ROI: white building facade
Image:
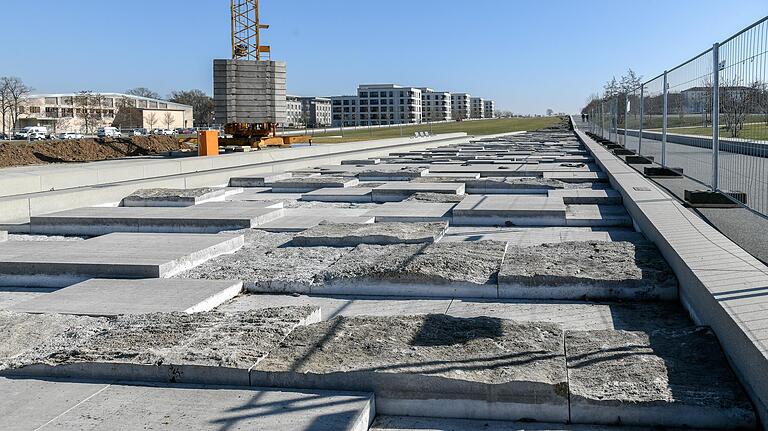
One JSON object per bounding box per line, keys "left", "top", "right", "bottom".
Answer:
{"left": 358, "top": 84, "right": 422, "bottom": 126}
{"left": 470, "top": 97, "right": 486, "bottom": 119}
{"left": 484, "top": 100, "right": 496, "bottom": 118}
{"left": 331, "top": 95, "right": 359, "bottom": 127}
{"left": 451, "top": 93, "right": 471, "bottom": 120}
{"left": 285, "top": 95, "right": 302, "bottom": 127}
{"left": 420, "top": 88, "right": 452, "bottom": 122}
{"left": 300, "top": 97, "right": 332, "bottom": 128}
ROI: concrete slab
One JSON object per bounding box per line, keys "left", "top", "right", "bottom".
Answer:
{"left": 270, "top": 177, "right": 360, "bottom": 193}
{"left": 452, "top": 195, "right": 567, "bottom": 226}
{"left": 257, "top": 208, "right": 375, "bottom": 232}
{"left": 292, "top": 221, "right": 448, "bottom": 247}
{"left": 372, "top": 183, "right": 465, "bottom": 202}
{"left": 0, "top": 287, "right": 57, "bottom": 310}
{"left": 405, "top": 192, "right": 467, "bottom": 203}
{"left": 565, "top": 204, "right": 633, "bottom": 227}
{"left": 548, "top": 189, "right": 622, "bottom": 205}
{"left": 544, "top": 172, "right": 607, "bottom": 183}
{"left": 319, "top": 241, "right": 507, "bottom": 298}
{"left": 121, "top": 188, "right": 232, "bottom": 207}
{"left": 342, "top": 158, "right": 381, "bottom": 165}
{"left": 358, "top": 166, "right": 430, "bottom": 181}
{"left": 301, "top": 187, "right": 373, "bottom": 203}
{"left": 370, "top": 415, "right": 677, "bottom": 431}
{"left": 364, "top": 202, "right": 456, "bottom": 223}
{"left": 228, "top": 189, "right": 304, "bottom": 202}
{"left": 423, "top": 172, "right": 481, "bottom": 179}
{"left": 8, "top": 279, "right": 243, "bottom": 316}
{"left": 566, "top": 328, "right": 756, "bottom": 429}
{"left": 498, "top": 241, "right": 678, "bottom": 301}
{"left": 442, "top": 226, "right": 645, "bottom": 246}
{"left": 0, "top": 232, "right": 244, "bottom": 287}
{"left": 464, "top": 178, "right": 565, "bottom": 194}
{"left": 3, "top": 307, "right": 320, "bottom": 385}
{"left": 29, "top": 203, "right": 285, "bottom": 235}
{"left": 0, "top": 231, "right": 6, "bottom": 242}
{"left": 252, "top": 315, "right": 569, "bottom": 422}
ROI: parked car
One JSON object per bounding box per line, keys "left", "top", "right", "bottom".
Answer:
{"left": 174, "top": 128, "right": 184, "bottom": 134}
{"left": 14, "top": 126, "right": 48, "bottom": 140}
{"left": 181, "top": 128, "right": 195, "bottom": 135}
{"left": 57, "top": 132, "right": 83, "bottom": 140}
{"left": 0, "top": 133, "right": 8, "bottom": 140}
{"left": 150, "top": 128, "right": 164, "bottom": 135}
{"left": 159, "top": 129, "right": 175, "bottom": 136}
{"left": 97, "top": 127, "right": 122, "bottom": 138}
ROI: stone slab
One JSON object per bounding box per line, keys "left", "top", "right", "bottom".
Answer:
{"left": 498, "top": 241, "right": 678, "bottom": 301}
{"left": 405, "top": 192, "right": 467, "bottom": 203}
{"left": 364, "top": 203, "right": 456, "bottom": 223}
{"left": 29, "top": 203, "right": 285, "bottom": 235}
{"left": 301, "top": 187, "right": 373, "bottom": 203}
{"left": 0, "top": 232, "right": 244, "bottom": 287}
{"left": 441, "top": 226, "right": 645, "bottom": 246}
{"left": 342, "top": 158, "right": 381, "bottom": 165}
{"left": 543, "top": 172, "right": 608, "bottom": 183}
{"left": 358, "top": 166, "right": 430, "bottom": 181}
{"left": 0, "top": 287, "right": 58, "bottom": 310}
{"left": 548, "top": 189, "right": 622, "bottom": 205}
{"left": 318, "top": 241, "right": 507, "bottom": 298}
{"left": 2, "top": 307, "right": 320, "bottom": 385}
{"left": 565, "top": 204, "right": 633, "bottom": 227}
{"left": 292, "top": 222, "right": 448, "bottom": 247}
{"left": 121, "top": 188, "right": 231, "bottom": 207}
{"left": 257, "top": 208, "right": 375, "bottom": 232}
{"left": 566, "top": 328, "right": 756, "bottom": 429}
{"left": 31, "top": 381, "right": 374, "bottom": 431}
{"left": 252, "top": 315, "right": 569, "bottom": 422}
{"left": 372, "top": 183, "right": 465, "bottom": 203}
{"left": 464, "top": 178, "right": 565, "bottom": 194}
{"left": 0, "top": 231, "right": 7, "bottom": 242}
{"left": 229, "top": 172, "right": 293, "bottom": 187}
{"left": 9, "top": 278, "right": 243, "bottom": 316}
{"left": 452, "top": 195, "right": 567, "bottom": 227}
{"left": 370, "top": 415, "right": 680, "bottom": 431}
{"left": 270, "top": 177, "right": 360, "bottom": 193}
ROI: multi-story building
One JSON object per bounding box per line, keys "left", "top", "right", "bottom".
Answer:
{"left": 285, "top": 95, "right": 303, "bottom": 127}
{"left": 300, "top": 97, "right": 332, "bottom": 128}
{"left": 13, "top": 93, "right": 193, "bottom": 134}
{"left": 420, "top": 88, "right": 452, "bottom": 122}
{"left": 470, "top": 97, "right": 486, "bottom": 119}
{"left": 331, "top": 95, "right": 359, "bottom": 127}
{"left": 450, "top": 93, "right": 471, "bottom": 120}
{"left": 358, "top": 84, "right": 422, "bottom": 126}
{"left": 484, "top": 100, "right": 496, "bottom": 118}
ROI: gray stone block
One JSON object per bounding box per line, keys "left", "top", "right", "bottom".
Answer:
{"left": 292, "top": 221, "right": 448, "bottom": 247}
{"left": 270, "top": 177, "right": 360, "bottom": 193}
{"left": 452, "top": 195, "right": 568, "bottom": 227}
{"left": 121, "top": 188, "right": 230, "bottom": 207}
{"left": 229, "top": 172, "right": 293, "bottom": 187}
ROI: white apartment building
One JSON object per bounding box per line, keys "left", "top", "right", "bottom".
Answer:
{"left": 358, "top": 84, "right": 422, "bottom": 126}
{"left": 285, "top": 95, "right": 302, "bottom": 127}
{"left": 300, "top": 97, "right": 332, "bottom": 128}
{"left": 331, "top": 95, "right": 359, "bottom": 127}
{"left": 484, "top": 100, "right": 496, "bottom": 118}
{"left": 451, "top": 93, "right": 471, "bottom": 120}
{"left": 14, "top": 93, "right": 193, "bottom": 134}
{"left": 420, "top": 88, "right": 452, "bottom": 122}
{"left": 470, "top": 97, "right": 486, "bottom": 119}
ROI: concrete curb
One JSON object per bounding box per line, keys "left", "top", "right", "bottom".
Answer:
{"left": 573, "top": 117, "right": 768, "bottom": 429}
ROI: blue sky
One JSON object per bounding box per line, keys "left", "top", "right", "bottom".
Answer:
{"left": 1, "top": 0, "right": 765, "bottom": 114}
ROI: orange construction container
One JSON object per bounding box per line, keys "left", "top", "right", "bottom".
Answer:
{"left": 198, "top": 130, "right": 219, "bottom": 156}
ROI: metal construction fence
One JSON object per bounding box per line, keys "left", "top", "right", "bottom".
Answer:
{"left": 586, "top": 16, "right": 768, "bottom": 217}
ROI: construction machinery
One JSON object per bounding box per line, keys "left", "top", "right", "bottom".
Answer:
{"left": 218, "top": 0, "right": 311, "bottom": 149}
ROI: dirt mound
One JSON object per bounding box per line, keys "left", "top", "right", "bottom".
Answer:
{"left": 0, "top": 136, "right": 193, "bottom": 168}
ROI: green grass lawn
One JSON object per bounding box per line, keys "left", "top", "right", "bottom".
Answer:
{"left": 306, "top": 117, "right": 564, "bottom": 144}
{"left": 661, "top": 123, "right": 768, "bottom": 141}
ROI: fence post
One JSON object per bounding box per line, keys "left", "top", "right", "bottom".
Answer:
{"left": 712, "top": 43, "right": 720, "bottom": 191}
{"left": 624, "top": 92, "right": 629, "bottom": 147}
{"left": 638, "top": 85, "right": 644, "bottom": 155}
{"left": 662, "top": 71, "right": 668, "bottom": 168}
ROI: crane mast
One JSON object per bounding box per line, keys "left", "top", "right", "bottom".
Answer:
{"left": 231, "top": 0, "right": 271, "bottom": 61}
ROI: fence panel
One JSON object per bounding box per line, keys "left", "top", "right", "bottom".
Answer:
{"left": 716, "top": 18, "right": 768, "bottom": 215}
{"left": 665, "top": 49, "right": 715, "bottom": 186}
{"left": 639, "top": 76, "right": 665, "bottom": 162}
{"left": 625, "top": 87, "right": 642, "bottom": 152}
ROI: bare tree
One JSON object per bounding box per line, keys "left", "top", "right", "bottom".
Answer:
{"left": 126, "top": 87, "right": 161, "bottom": 100}
{"left": 750, "top": 80, "right": 768, "bottom": 126}
{"left": 0, "top": 81, "right": 10, "bottom": 136}
{"left": 2, "top": 77, "right": 32, "bottom": 132}
{"left": 74, "top": 91, "right": 103, "bottom": 134}
{"left": 721, "top": 77, "right": 754, "bottom": 138}
{"left": 163, "top": 112, "right": 174, "bottom": 129}
{"left": 146, "top": 112, "right": 159, "bottom": 131}
{"left": 112, "top": 97, "right": 143, "bottom": 129}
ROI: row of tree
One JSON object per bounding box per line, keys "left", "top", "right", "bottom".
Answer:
{"left": 0, "top": 77, "right": 32, "bottom": 135}
{"left": 125, "top": 87, "right": 214, "bottom": 127}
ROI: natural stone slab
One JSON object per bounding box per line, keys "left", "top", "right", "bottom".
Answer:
{"left": 301, "top": 187, "right": 373, "bottom": 203}
{"left": 452, "top": 195, "right": 567, "bottom": 226}
{"left": 498, "top": 241, "right": 677, "bottom": 301}
{"left": 229, "top": 172, "right": 293, "bottom": 187}
{"left": 0, "top": 232, "right": 244, "bottom": 288}
{"left": 180, "top": 241, "right": 350, "bottom": 293}
{"left": 270, "top": 177, "right": 359, "bottom": 193}
{"left": 3, "top": 378, "right": 375, "bottom": 431}
{"left": 121, "top": 188, "right": 230, "bottom": 207}
{"left": 566, "top": 328, "right": 756, "bottom": 429}
{"left": 372, "top": 183, "right": 465, "bottom": 203}
{"left": 2, "top": 307, "right": 320, "bottom": 385}
{"left": 29, "top": 203, "right": 285, "bottom": 235}
{"left": 405, "top": 192, "right": 467, "bottom": 203}
{"left": 9, "top": 279, "right": 243, "bottom": 316}
{"left": 253, "top": 315, "right": 569, "bottom": 422}
{"left": 319, "top": 241, "right": 507, "bottom": 297}
{"left": 365, "top": 202, "right": 456, "bottom": 223}
{"left": 292, "top": 222, "right": 448, "bottom": 247}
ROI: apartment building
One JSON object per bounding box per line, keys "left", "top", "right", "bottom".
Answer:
{"left": 300, "top": 97, "right": 332, "bottom": 128}
{"left": 358, "top": 84, "right": 422, "bottom": 126}
{"left": 484, "top": 100, "right": 496, "bottom": 118}
{"left": 285, "top": 95, "right": 302, "bottom": 127}
{"left": 420, "top": 88, "right": 452, "bottom": 122}
{"left": 15, "top": 93, "right": 193, "bottom": 133}
{"left": 451, "top": 93, "right": 471, "bottom": 120}
{"left": 470, "top": 97, "right": 486, "bottom": 119}
{"left": 331, "top": 95, "right": 359, "bottom": 127}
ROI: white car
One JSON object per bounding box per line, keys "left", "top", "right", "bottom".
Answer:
{"left": 159, "top": 129, "right": 175, "bottom": 136}
{"left": 14, "top": 126, "right": 48, "bottom": 140}
{"left": 58, "top": 132, "right": 83, "bottom": 140}
{"left": 97, "top": 127, "right": 122, "bottom": 138}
